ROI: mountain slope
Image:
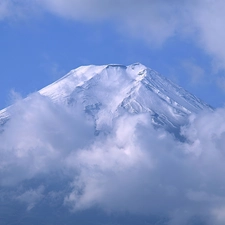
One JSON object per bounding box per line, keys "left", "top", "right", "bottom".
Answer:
{"left": 0, "top": 63, "right": 211, "bottom": 138}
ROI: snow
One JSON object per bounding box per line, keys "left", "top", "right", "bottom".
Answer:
{"left": 0, "top": 63, "right": 212, "bottom": 137}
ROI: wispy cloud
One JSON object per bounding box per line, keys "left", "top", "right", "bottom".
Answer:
{"left": 0, "top": 0, "right": 36, "bottom": 21}
{"left": 38, "top": 0, "right": 181, "bottom": 46}
{"left": 16, "top": 185, "right": 45, "bottom": 210}
{"left": 2, "top": 0, "right": 225, "bottom": 73}
{"left": 182, "top": 60, "right": 205, "bottom": 85}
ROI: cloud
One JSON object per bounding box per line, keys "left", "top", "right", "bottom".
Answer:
{"left": 1, "top": 92, "right": 225, "bottom": 224}
{"left": 2, "top": 0, "right": 225, "bottom": 70}
{"left": 2, "top": 0, "right": 225, "bottom": 75}
{"left": 37, "top": 0, "right": 181, "bottom": 46}
{"left": 0, "top": 92, "right": 95, "bottom": 186}
{"left": 16, "top": 185, "right": 45, "bottom": 210}
{"left": 0, "top": 0, "right": 35, "bottom": 21}
{"left": 39, "top": 0, "right": 225, "bottom": 73}
{"left": 182, "top": 60, "right": 205, "bottom": 85}
{"left": 189, "top": 0, "right": 225, "bottom": 72}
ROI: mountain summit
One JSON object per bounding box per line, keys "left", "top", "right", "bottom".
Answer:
{"left": 0, "top": 63, "right": 211, "bottom": 139}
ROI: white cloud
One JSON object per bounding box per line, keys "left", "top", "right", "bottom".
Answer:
{"left": 189, "top": 0, "right": 225, "bottom": 72}
{"left": 37, "top": 0, "right": 181, "bottom": 46}
{"left": 2, "top": 0, "right": 225, "bottom": 70}
{"left": 2, "top": 92, "right": 225, "bottom": 224}
{"left": 39, "top": 0, "right": 225, "bottom": 71}
{"left": 0, "top": 92, "right": 95, "bottom": 186}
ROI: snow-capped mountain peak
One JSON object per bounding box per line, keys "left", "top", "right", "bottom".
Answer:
{"left": 0, "top": 63, "right": 211, "bottom": 139}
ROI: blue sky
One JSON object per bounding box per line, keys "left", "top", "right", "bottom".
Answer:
{"left": 1, "top": 0, "right": 225, "bottom": 109}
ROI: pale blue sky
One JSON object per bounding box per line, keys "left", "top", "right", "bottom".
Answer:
{"left": 1, "top": 0, "right": 225, "bottom": 109}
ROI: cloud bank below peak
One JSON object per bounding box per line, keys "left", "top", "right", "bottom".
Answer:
{"left": 1, "top": 91, "right": 225, "bottom": 224}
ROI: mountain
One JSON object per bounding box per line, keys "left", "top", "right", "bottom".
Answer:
{"left": 0, "top": 63, "right": 215, "bottom": 225}
{"left": 0, "top": 63, "right": 211, "bottom": 139}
